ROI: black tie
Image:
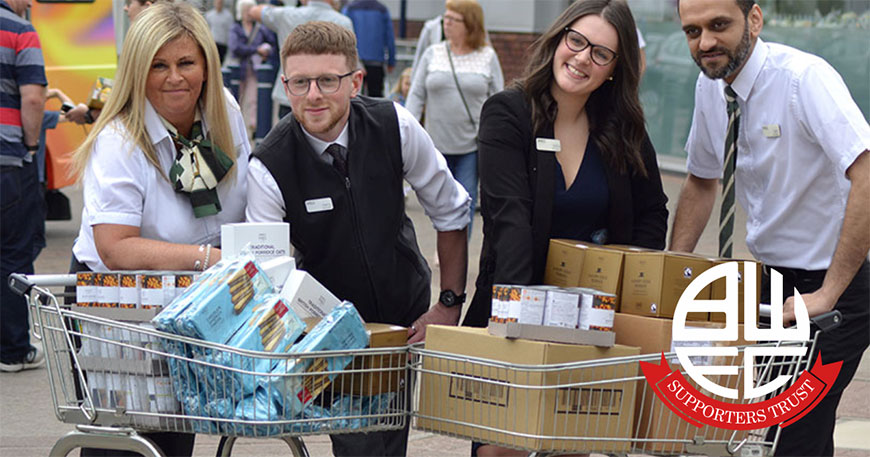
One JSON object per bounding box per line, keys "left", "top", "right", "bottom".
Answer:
{"left": 325, "top": 143, "right": 348, "bottom": 176}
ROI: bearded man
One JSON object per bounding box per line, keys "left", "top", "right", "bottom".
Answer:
{"left": 669, "top": 1, "right": 869, "bottom": 456}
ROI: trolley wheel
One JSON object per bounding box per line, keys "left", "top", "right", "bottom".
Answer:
{"left": 215, "top": 435, "right": 308, "bottom": 457}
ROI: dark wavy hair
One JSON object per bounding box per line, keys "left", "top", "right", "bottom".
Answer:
{"left": 514, "top": 0, "right": 646, "bottom": 177}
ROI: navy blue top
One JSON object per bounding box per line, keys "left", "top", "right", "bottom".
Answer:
{"left": 550, "top": 140, "right": 610, "bottom": 242}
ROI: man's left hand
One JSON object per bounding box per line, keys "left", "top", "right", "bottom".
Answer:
{"left": 407, "top": 302, "right": 461, "bottom": 344}
{"left": 782, "top": 289, "right": 836, "bottom": 326}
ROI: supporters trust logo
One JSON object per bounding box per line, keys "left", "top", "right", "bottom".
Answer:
{"left": 640, "top": 262, "right": 842, "bottom": 430}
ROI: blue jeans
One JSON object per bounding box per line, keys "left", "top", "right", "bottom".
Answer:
{"left": 1, "top": 160, "right": 40, "bottom": 362}
{"left": 444, "top": 152, "right": 477, "bottom": 236}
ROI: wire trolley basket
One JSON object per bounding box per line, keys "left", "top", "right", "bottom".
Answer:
{"left": 408, "top": 313, "right": 839, "bottom": 457}
{"left": 12, "top": 273, "right": 408, "bottom": 457}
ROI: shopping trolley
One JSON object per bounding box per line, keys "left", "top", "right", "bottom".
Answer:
{"left": 408, "top": 311, "right": 841, "bottom": 457}
{"left": 9, "top": 273, "right": 409, "bottom": 457}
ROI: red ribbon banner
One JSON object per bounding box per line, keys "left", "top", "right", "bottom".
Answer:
{"left": 640, "top": 353, "right": 841, "bottom": 430}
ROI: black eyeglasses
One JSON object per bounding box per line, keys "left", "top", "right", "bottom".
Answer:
{"left": 563, "top": 28, "right": 618, "bottom": 66}
{"left": 282, "top": 70, "right": 356, "bottom": 96}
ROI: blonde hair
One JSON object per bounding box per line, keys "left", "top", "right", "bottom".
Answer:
{"left": 390, "top": 67, "right": 412, "bottom": 97}
{"left": 72, "top": 2, "right": 235, "bottom": 182}
{"left": 445, "top": 0, "right": 487, "bottom": 50}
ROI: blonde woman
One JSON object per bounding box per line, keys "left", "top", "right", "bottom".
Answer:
{"left": 70, "top": 5, "right": 249, "bottom": 453}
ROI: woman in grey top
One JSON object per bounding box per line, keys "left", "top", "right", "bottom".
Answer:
{"left": 406, "top": 0, "right": 503, "bottom": 234}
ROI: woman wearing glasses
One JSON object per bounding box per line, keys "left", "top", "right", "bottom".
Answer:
{"left": 466, "top": 1, "right": 667, "bottom": 452}
{"left": 405, "top": 0, "right": 503, "bottom": 236}
{"left": 70, "top": 5, "right": 248, "bottom": 454}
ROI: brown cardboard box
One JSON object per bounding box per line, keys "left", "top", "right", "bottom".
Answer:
{"left": 613, "top": 313, "right": 748, "bottom": 453}
{"left": 307, "top": 322, "right": 407, "bottom": 395}
{"left": 417, "top": 325, "right": 639, "bottom": 454}
{"left": 543, "top": 240, "right": 626, "bottom": 297}
{"left": 709, "top": 259, "right": 762, "bottom": 324}
{"left": 543, "top": 239, "right": 586, "bottom": 288}
{"left": 620, "top": 251, "right": 712, "bottom": 320}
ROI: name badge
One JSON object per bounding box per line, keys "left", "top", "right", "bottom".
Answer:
{"left": 305, "top": 197, "right": 334, "bottom": 213}
{"left": 536, "top": 138, "right": 561, "bottom": 152}
{"left": 762, "top": 124, "right": 781, "bottom": 138}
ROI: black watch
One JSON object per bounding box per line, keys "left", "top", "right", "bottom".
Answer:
{"left": 25, "top": 143, "right": 39, "bottom": 152}
{"left": 439, "top": 290, "right": 466, "bottom": 308}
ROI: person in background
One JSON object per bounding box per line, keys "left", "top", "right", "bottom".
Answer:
{"left": 410, "top": 7, "right": 443, "bottom": 82}
{"left": 342, "top": 0, "right": 396, "bottom": 97}
{"left": 406, "top": 0, "right": 503, "bottom": 237}
{"left": 466, "top": 0, "right": 668, "bottom": 450}
{"left": 70, "top": 4, "right": 250, "bottom": 454}
{"left": 0, "top": 0, "right": 47, "bottom": 374}
{"left": 250, "top": 0, "right": 352, "bottom": 119}
{"left": 637, "top": 26, "right": 646, "bottom": 75}
{"left": 246, "top": 21, "right": 470, "bottom": 455}
{"left": 389, "top": 66, "right": 412, "bottom": 106}
{"left": 205, "top": 0, "right": 234, "bottom": 63}
{"left": 230, "top": 0, "right": 277, "bottom": 134}
{"left": 671, "top": 1, "right": 868, "bottom": 455}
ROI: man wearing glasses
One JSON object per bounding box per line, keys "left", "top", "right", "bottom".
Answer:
{"left": 246, "top": 21, "right": 471, "bottom": 456}
{"left": 670, "top": 1, "right": 869, "bottom": 455}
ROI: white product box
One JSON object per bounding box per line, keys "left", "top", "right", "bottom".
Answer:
{"left": 261, "top": 256, "right": 296, "bottom": 291}
{"left": 279, "top": 270, "right": 340, "bottom": 319}
{"left": 221, "top": 222, "right": 291, "bottom": 263}
{"left": 543, "top": 289, "right": 581, "bottom": 329}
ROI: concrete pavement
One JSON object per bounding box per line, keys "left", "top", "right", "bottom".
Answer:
{"left": 1, "top": 171, "right": 867, "bottom": 456}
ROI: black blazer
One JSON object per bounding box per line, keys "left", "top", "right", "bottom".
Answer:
{"left": 464, "top": 88, "right": 669, "bottom": 327}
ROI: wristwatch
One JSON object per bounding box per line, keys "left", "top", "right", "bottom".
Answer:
{"left": 439, "top": 290, "right": 467, "bottom": 308}
{"left": 25, "top": 143, "right": 39, "bottom": 152}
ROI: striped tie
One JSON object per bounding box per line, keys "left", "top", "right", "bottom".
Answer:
{"left": 719, "top": 85, "right": 740, "bottom": 258}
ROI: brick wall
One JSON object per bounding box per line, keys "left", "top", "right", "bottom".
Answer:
{"left": 397, "top": 20, "right": 540, "bottom": 86}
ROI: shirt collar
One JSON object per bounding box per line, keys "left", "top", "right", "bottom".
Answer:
{"left": 144, "top": 99, "right": 209, "bottom": 145}
{"left": 300, "top": 122, "right": 349, "bottom": 157}
{"left": 724, "top": 38, "right": 768, "bottom": 102}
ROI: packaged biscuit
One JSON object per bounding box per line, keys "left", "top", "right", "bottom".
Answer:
{"left": 175, "top": 274, "right": 194, "bottom": 294}
{"left": 119, "top": 273, "right": 139, "bottom": 308}
{"left": 503, "top": 286, "right": 522, "bottom": 323}
{"left": 162, "top": 274, "right": 177, "bottom": 304}
{"left": 139, "top": 274, "right": 164, "bottom": 309}
{"left": 152, "top": 258, "right": 240, "bottom": 334}
{"left": 227, "top": 295, "right": 305, "bottom": 372}
{"left": 76, "top": 272, "right": 97, "bottom": 307}
{"left": 173, "top": 258, "right": 274, "bottom": 342}
{"left": 576, "top": 288, "right": 616, "bottom": 332}
{"left": 96, "top": 273, "right": 120, "bottom": 308}
{"left": 268, "top": 301, "right": 368, "bottom": 416}
{"left": 543, "top": 289, "right": 581, "bottom": 328}
{"left": 518, "top": 286, "right": 548, "bottom": 325}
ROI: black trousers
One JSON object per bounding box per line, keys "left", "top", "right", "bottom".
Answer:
{"left": 216, "top": 43, "right": 227, "bottom": 65}
{"left": 330, "top": 425, "right": 410, "bottom": 457}
{"left": 763, "top": 260, "right": 869, "bottom": 457}
{"left": 362, "top": 63, "right": 385, "bottom": 98}
{"left": 66, "top": 256, "right": 196, "bottom": 457}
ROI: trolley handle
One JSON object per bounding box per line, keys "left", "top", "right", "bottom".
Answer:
{"left": 8, "top": 272, "right": 33, "bottom": 297}
{"left": 810, "top": 310, "right": 841, "bottom": 333}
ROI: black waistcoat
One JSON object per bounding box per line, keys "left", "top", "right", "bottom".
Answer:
{"left": 254, "top": 96, "right": 431, "bottom": 326}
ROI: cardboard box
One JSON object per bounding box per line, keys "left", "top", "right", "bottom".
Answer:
{"left": 221, "top": 222, "right": 291, "bottom": 264}
{"left": 709, "top": 260, "right": 761, "bottom": 325}
{"left": 335, "top": 323, "right": 407, "bottom": 395}
{"left": 620, "top": 251, "right": 712, "bottom": 320}
{"left": 487, "top": 321, "right": 614, "bottom": 347}
{"left": 279, "top": 270, "right": 340, "bottom": 319}
{"left": 418, "top": 326, "right": 639, "bottom": 453}
{"left": 613, "top": 313, "right": 747, "bottom": 453}
{"left": 543, "top": 240, "right": 625, "bottom": 297}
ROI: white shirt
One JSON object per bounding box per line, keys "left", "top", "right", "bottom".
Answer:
{"left": 685, "top": 39, "right": 870, "bottom": 270}
{"left": 73, "top": 93, "right": 251, "bottom": 272}
{"left": 246, "top": 102, "right": 471, "bottom": 232}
